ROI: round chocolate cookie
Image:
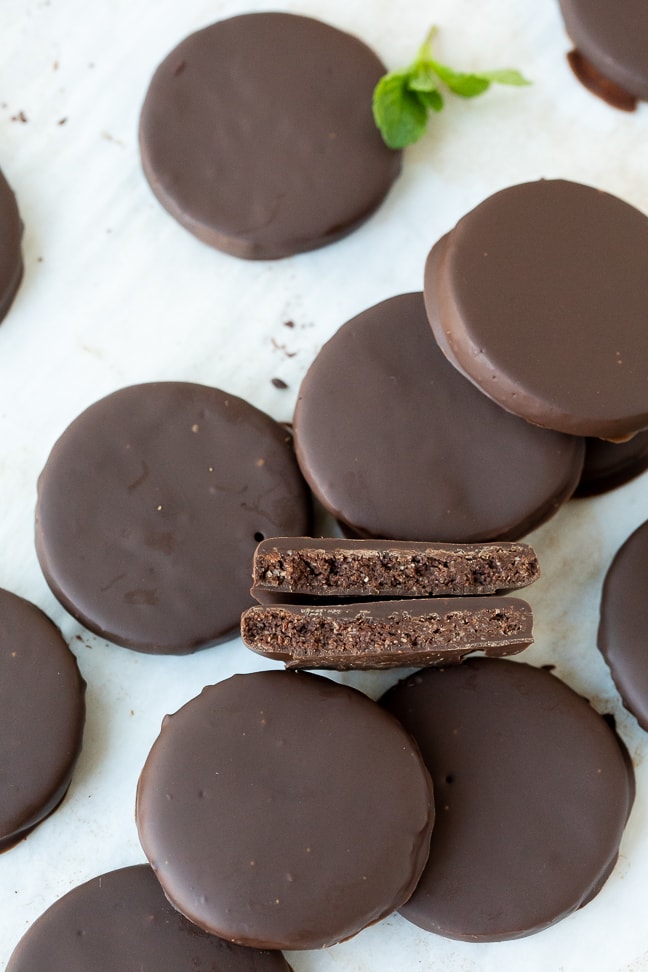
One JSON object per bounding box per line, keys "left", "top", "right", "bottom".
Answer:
{"left": 424, "top": 180, "right": 648, "bottom": 440}
{"left": 136, "top": 670, "right": 434, "bottom": 950}
{"left": 0, "top": 168, "right": 23, "bottom": 324}
{"left": 293, "top": 293, "right": 584, "bottom": 542}
{"left": 574, "top": 430, "right": 648, "bottom": 497}
{"left": 35, "top": 382, "right": 311, "bottom": 654}
{"left": 598, "top": 519, "right": 648, "bottom": 729}
{"left": 0, "top": 587, "right": 85, "bottom": 852}
{"left": 139, "top": 13, "right": 400, "bottom": 259}
{"left": 6, "top": 864, "right": 294, "bottom": 971}
{"left": 558, "top": 0, "right": 648, "bottom": 106}
{"left": 381, "top": 658, "right": 634, "bottom": 942}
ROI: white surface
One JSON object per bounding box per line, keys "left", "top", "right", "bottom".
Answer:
{"left": 1, "top": 0, "right": 648, "bottom": 969}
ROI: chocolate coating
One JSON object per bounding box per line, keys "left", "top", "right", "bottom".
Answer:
{"left": 598, "top": 519, "right": 648, "bottom": 729}
{"left": 139, "top": 13, "right": 400, "bottom": 259}
{"left": 241, "top": 596, "right": 533, "bottom": 670}
{"left": 6, "top": 864, "right": 294, "bottom": 971}
{"left": 381, "top": 658, "right": 634, "bottom": 941}
{"left": 0, "top": 587, "right": 85, "bottom": 852}
{"left": 136, "top": 670, "right": 434, "bottom": 949}
{"left": 424, "top": 180, "right": 648, "bottom": 439}
{"left": 35, "top": 382, "right": 311, "bottom": 654}
{"left": 0, "top": 168, "right": 23, "bottom": 324}
{"left": 294, "top": 293, "right": 584, "bottom": 542}
{"left": 559, "top": 0, "right": 648, "bottom": 102}
{"left": 574, "top": 430, "right": 648, "bottom": 497}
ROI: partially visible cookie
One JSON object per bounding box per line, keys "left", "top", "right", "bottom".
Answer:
{"left": 574, "top": 431, "right": 648, "bottom": 498}
{"left": 140, "top": 13, "right": 400, "bottom": 258}
{"left": 598, "top": 519, "right": 648, "bottom": 728}
{"left": 241, "top": 596, "right": 533, "bottom": 669}
{"left": 136, "top": 670, "right": 434, "bottom": 950}
{"left": 251, "top": 536, "right": 539, "bottom": 599}
{"left": 35, "top": 382, "right": 311, "bottom": 654}
{"left": 0, "top": 168, "right": 23, "bottom": 324}
{"left": 381, "top": 658, "right": 634, "bottom": 941}
{"left": 0, "top": 588, "right": 85, "bottom": 852}
{"left": 6, "top": 864, "right": 294, "bottom": 971}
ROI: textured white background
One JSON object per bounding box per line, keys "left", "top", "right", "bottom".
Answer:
{"left": 1, "top": 0, "right": 648, "bottom": 969}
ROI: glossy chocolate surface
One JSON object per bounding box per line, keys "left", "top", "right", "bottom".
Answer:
{"left": 598, "top": 519, "right": 648, "bottom": 729}
{"left": 140, "top": 13, "right": 400, "bottom": 258}
{"left": 0, "top": 168, "right": 23, "bottom": 324}
{"left": 559, "top": 0, "right": 648, "bottom": 102}
{"left": 0, "top": 587, "right": 85, "bottom": 852}
{"left": 575, "top": 431, "right": 648, "bottom": 497}
{"left": 424, "top": 180, "right": 648, "bottom": 439}
{"left": 381, "top": 658, "right": 634, "bottom": 941}
{"left": 35, "top": 382, "right": 311, "bottom": 653}
{"left": 6, "top": 864, "right": 294, "bottom": 971}
{"left": 136, "top": 670, "right": 434, "bottom": 949}
{"left": 294, "top": 293, "right": 584, "bottom": 542}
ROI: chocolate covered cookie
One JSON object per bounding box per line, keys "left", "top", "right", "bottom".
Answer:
{"left": 252, "top": 536, "right": 540, "bottom": 599}
{"left": 241, "top": 596, "right": 533, "bottom": 669}
{"left": 294, "top": 293, "right": 584, "bottom": 542}
{"left": 424, "top": 180, "right": 648, "bottom": 440}
{"left": 6, "top": 864, "right": 294, "bottom": 971}
{"left": 558, "top": 0, "right": 648, "bottom": 108}
{"left": 0, "top": 587, "right": 85, "bottom": 852}
{"left": 574, "top": 431, "right": 648, "bottom": 497}
{"left": 598, "top": 519, "right": 648, "bottom": 729}
{"left": 139, "top": 13, "right": 400, "bottom": 259}
{"left": 381, "top": 658, "right": 634, "bottom": 941}
{"left": 0, "top": 168, "right": 23, "bottom": 324}
{"left": 136, "top": 670, "right": 434, "bottom": 950}
{"left": 35, "top": 382, "right": 311, "bottom": 654}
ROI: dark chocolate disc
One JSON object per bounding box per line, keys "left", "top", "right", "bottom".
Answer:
{"left": 293, "top": 293, "right": 584, "bottom": 542}
{"left": 574, "top": 430, "right": 648, "bottom": 497}
{"left": 139, "top": 13, "right": 400, "bottom": 259}
{"left": 558, "top": 0, "right": 648, "bottom": 103}
{"left": 6, "top": 864, "right": 294, "bottom": 971}
{"left": 0, "top": 588, "right": 85, "bottom": 852}
{"left": 35, "top": 382, "right": 311, "bottom": 654}
{"left": 0, "top": 168, "right": 23, "bottom": 324}
{"left": 598, "top": 519, "right": 648, "bottom": 728}
{"left": 136, "top": 670, "right": 434, "bottom": 949}
{"left": 381, "top": 658, "right": 634, "bottom": 942}
{"left": 424, "top": 180, "right": 648, "bottom": 439}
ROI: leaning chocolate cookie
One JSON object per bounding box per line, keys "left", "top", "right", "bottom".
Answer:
{"left": 0, "top": 168, "right": 23, "bottom": 324}
{"left": 6, "top": 864, "right": 294, "bottom": 971}
{"left": 558, "top": 0, "right": 648, "bottom": 107}
{"left": 0, "top": 588, "right": 85, "bottom": 852}
{"left": 381, "top": 658, "right": 634, "bottom": 941}
{"left": 294, "top": 293, "right": 584, "bottom": 542}
{"left": 140, "top": 13, "right": 400, "bottom": 259}
{"left": 424, "top": 180, "right": 648, "bottom": 440}
{"left": 35, "top": 382, "right": 311, "bottom": 653}
{"left": 598, "top": 519, "right": 648, "bottom": 729}
{"left": 574, "top": 431, "right": 648, "bottom": 498}
{"left": 136, "top": 670, "right": 434, "bottom": 950}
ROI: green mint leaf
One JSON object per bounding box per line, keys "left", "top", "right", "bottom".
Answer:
{"left": 372, "top": 25, "right": 530, "bottom": 148}
{"left": 372, "top": 71, "right": 429, "bottom": 149}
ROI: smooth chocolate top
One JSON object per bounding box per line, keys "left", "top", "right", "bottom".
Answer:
{"left": 139, "top": 13, "right": 400, "bottom": 259}
{"left": 381, "top": 658, "right": 634, "bottom": 941}
{"left": 559, "top": 0, "right": 648, "bottom": 101}
{"left": 574, "top": 431, "right": 648, "bottom": 498}
{"left": 252, "top": 536, "right": 540, "bottom": 597}
{"left": 598, "top": 518, "right": 648, "bottom": 729}
{"left": 0, "top": 168, "right": 23, "bottom": 324}
{"left": 136, "top": 670, "right": 434, "bottom": 950}
{"left": 35, "top": 382, "right": 311, "bottom": 654}
{"left": 6, "top": 865, "right": 294, "bottom": 971}
{"left": 0, "top": 587, "right": 85, "bottom": 851}
{"left": 424, "top": 180, "right": 648, "bottom": 439}
{"left": 241, "top": 596, "right": 533, "bottom": 670}
{"left": 294, "top": 293, "right": 584, "bottom": 542}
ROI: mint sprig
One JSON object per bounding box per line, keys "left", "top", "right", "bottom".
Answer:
{"left": 373, "top": 27, "right": 530, "bottom": 149}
